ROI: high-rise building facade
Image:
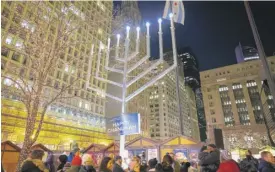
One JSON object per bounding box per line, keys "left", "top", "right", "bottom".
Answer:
{"left": 1, "top": 1, "right": 113, "bottom": 150}
{"left": 235, "top": 42, "right": 259, "bottom": 63}
{"left": 178, "top": 47, "right": 207, "bottom": 142}
{"left": 147, "top": 52, "right": 200, "bottom": 141}
{"left": 200, "top": 56, "right": 275, "bottom": 150}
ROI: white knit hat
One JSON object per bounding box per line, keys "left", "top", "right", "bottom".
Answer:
{"left": 220, "top": 150, "right": 232, "bottom": 161}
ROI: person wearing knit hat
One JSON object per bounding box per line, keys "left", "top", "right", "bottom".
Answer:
{"left": 67, "top": 153, "right": 82, "bottom": 172}
{"left": 217, "top": 150, "right": 240, "bottom": 172}
{"left": 79, "top": 155, "right": 96, "bottom": 172}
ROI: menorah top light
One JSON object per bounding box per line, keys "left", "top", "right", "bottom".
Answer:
{"left": 169, "top": 13, "right": 173, "bottom": 18}
{"left": 158, "top": 18, "right": 162, "bottom": 23}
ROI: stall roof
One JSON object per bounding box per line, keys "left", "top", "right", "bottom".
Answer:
{"left": 83, "top": 143, "right": 107, "bottom": 153}
{"left": 104, "top": 142, "right": 119, "bottom": 152}
{"left": 125, "top": 136, "right": 158, "bottom": 149}
{"left": 160, "top": 135, "right": 197, "bottom": 146}
{"left": 1, "top": 141, "right": 21, "bottom": 152}
{"left": 31, "top": 143, "right": 52, "bottom": 152}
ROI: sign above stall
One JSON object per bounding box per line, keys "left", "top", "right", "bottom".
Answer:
{"left": 106, "top": 113, "right": 141, "bottom": 136}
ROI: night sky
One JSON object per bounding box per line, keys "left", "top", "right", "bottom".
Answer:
{"left": 115, "top": 1, "right": 275, "bottom": 71}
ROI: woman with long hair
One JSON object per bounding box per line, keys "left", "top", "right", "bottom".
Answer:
{"left": 161, "top": 155, "right": 174, "bottom": 172}
{"left": 99, "top": 157, "right": 113, "bottom": 172}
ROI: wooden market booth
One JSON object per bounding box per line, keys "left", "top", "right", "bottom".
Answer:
{"left": 83, "top": 143, "right": 107, "bottom": 167}
{"left": 1, "top": 141, "right": 21, "bottom": 172}
{"left": 104, "top": 142, "right": 119, "bottom": 158}
{"left": 125, "top": 136, "right": 160, "bottom": 161}
{"left": 159, "top": 135, "right": 202, "bottom": 162}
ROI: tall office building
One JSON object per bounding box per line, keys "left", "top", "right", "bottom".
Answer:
{"left": 1, "top": 1, "right": 113, "bottom": 150}
{"left": 235, "top": 42, "right": 259, "bottom": 63}
{"left": 147, "top": 52, "right": 200, "bottom": 141}
{"left": 200, "top": 56, "right": 275, "bottom": 151}
{"left": 178, "top": 47, "right": 207, "bottom": 142}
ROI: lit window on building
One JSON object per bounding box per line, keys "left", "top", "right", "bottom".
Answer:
{"left": 246, "top": 80, "right": 264, "bottom": 124}
{"left": 219, "top": 85, "right": 235, "bottom": 126}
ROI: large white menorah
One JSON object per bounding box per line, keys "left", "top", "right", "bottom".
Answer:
{"left": 87, "top": 14, "right": 178, "bottom": 156}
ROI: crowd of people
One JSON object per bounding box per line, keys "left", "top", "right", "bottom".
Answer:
{"left": 17, "top": 143, "right": 275, "bottom": 172}
{"left": 198, "top": 144, "right": 275, "bottom": 172}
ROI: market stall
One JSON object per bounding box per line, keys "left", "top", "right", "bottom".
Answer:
{"left": 1, "top": 141, "right": 21, "bottom": 172}
{"left": 82, "top": 143, "right": 106, "bottom": 167}
{"left": 104, "top": 142, "right": 119, "bottom": 158}
{"left": 159, "top": 136, "right": 202, "bottom": 162}
{"left": 125, "top": 136, "right": 160, "bottom": 161}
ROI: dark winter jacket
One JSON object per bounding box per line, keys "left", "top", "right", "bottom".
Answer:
{"left": 45, "top": 153, "right": 55, "bottom": 172}
{"left": 239, "top": 157, "right": 258, "bottom": 172}
{"left": 21, "top": 159, "right": 49, "bottom": 172}
{"left": 79, "top": 165, "right": 97, "bottom": 172}
{"left": 258, "top": 159, "right": 275, "bottom": 172}
{"left": 199, "top": 150, "right": 220, "bottom": 172}
{"left": 113, "top": 163, "right": 124, "bottom": 172}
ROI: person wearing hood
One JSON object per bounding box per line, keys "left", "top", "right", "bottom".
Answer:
{"left": 67, "top": 152, "right": 82, "bottom": 172}
{"left": 239, "top": 150, "right": 258, "bottom": 172}
{"left": 217, "top": 150, "right": 240, "bottom": 172}
{"left": 21, "top": 149, "right": 49, "bottom": 172}
{"left": 79, "top": 155, "right": 96, "bottom": 172}
{"left": 258, "top": 151, "right": 275, "bottom": 172}
{"left": 57, "top": 154, "right": 68, "bottom": 171}
{"left": 198, "top": 144, "right": 220, "bottom": 172}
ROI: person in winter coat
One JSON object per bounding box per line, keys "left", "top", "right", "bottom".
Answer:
{"left": 169, "top": 152, "right": 181, "bottom": 172}
{"left": 99, "top": 157, "right": 113, "bottom": 172}
{"left": 217, "top": 150, "right": 240, "bottom": 172}
{"left": 79, "top": 155, "right": 96, "bottom": 172}
{"left": 239, "top": 150, "right": 258, "bottom": 172}
{"left": 113, "top": 156, "right": 124, "bottom": 172}
{"left": 258, "top": 151, "right": 275, "bottom": 172}
{"left": 57, "top": 155, "right": 68, "bottom": 171}
{"left": 161, "top": 155, "right": 174, "bottom": 172}
{"left": 44, "top": 152, "right": 55, "bottom": 172}
{"left": 21, "top": 149, "right": 49, "bottom": 172}
{"left": 198, "top": 144, "right": 220, "bottom": 172}
{"left": 67, "top": 152, "right": 82, "bottom": 172}
{"left": 148, "top": 158, "right": 158, "bottom": 172}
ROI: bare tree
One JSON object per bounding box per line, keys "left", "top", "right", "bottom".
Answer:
{"left": 1, "top": 1, "right": 98, "bottom": 170}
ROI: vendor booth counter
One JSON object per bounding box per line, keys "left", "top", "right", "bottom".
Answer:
{"left": 125, "top": 136, "right": 202, "bottom": 163}
{"left": 125, "top": 136, "right": 159, "bottom": 161}
{"left": 82, "top": 142, "right": 119, "bottom": 167}
{"left": 160, "top": 136, "right": 203, "bottom": 163}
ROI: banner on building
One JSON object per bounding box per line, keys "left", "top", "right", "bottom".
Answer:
{"left": 106, "top": 113, "right": 141, "bottom": 136}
